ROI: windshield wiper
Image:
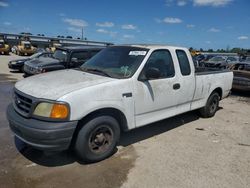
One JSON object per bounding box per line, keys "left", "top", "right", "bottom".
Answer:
{"left": 81, "top": 67, "right": 112, "bottom": 77}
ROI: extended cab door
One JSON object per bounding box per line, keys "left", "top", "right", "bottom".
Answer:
{"left": 134, "top": 49, "right": 196, "bottom": 128}
{"left": 173, "top": 49, "right": 195, "bottom": 113}
{"left": 134, "top": 49, "right": 180, "bottom": 127}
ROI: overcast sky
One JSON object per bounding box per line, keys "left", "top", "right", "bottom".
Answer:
{"left": 0, "top": 0, "right": 249, "bottom": 50}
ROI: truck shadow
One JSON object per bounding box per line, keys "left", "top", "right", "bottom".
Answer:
{"left": 15, "top": 137, "right": 77, "bottom": 167}
{"left": 16, "top": 111, "right": 201, "bottom": 167}
{"left": 119, "top": 111, "right": 200, "bottom": 147}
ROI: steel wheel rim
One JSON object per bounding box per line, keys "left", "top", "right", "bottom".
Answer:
{"left": 88, "top": 125, "right": 114, "bottom": 154}
{"left": 209, "top": 97, "right": 218, "bottom": 113}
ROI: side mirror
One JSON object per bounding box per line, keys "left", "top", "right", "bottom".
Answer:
{"left": 139, "top": 67, "right": 161, "bottom": 81}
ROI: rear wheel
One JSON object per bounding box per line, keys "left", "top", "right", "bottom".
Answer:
{"left": 75, "top": 116, "right": 120, "bottom": 163}
{"left": 199, "top": 92, "right": 220, "bottom": 118}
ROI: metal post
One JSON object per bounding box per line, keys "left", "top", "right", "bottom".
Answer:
{"left": 81, "top": 28, "right": 83, "bottom": 40}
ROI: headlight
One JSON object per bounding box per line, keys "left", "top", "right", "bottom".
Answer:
{"left": 35, "top": 67, "right": 46, "bottom": 74}
{"left": 33, "top": 102, "right": 69, "bottom": 119}
{"left": 10, "top": 61, "right": 16, "bottom": 64}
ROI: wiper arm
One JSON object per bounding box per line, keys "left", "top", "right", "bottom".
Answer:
{"left": 81, "top": 67, "right": 112, "bottom": 77}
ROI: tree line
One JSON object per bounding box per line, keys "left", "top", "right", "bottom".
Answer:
{"left": 189, "top": 47, "right": 250, "bottom": 55}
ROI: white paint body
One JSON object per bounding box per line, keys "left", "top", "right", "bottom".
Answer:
{"left": 15, "top": 45, "right": 233, "bottom": 130}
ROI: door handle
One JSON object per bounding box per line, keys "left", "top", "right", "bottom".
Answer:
{"left": 173, "top": 83, "right": 180, "bottom": 90}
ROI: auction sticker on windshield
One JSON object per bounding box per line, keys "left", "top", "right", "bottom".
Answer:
{"left": 129, "top": 51, "right": 147, "bottom": 56}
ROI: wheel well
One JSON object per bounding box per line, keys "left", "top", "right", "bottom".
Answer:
{"left": 213, "top": 87, "right": 222, "bottom": 100}
{"left": 70, "top": 108, "right": 128, "bottom": 148}
{"left": 76, "top": 108, "right": 128, "bottom": 132}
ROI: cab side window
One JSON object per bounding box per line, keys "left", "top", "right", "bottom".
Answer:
{"left": 143, "top": 50, "right": 175, "bottom": 79}
{"left": 176, "top": 50, "right": 191, "bottom": 76}
{"left": 90, "top": 50, "right": 100, "bottom": 57}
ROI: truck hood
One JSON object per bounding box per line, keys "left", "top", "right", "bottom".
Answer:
{"left": 26, "top": 57, "right": 60, "bottom": 67}
{"left": 15, "top": 69, "right": 115, "bottom": 100}
{"left": 9, "top": 58, "right": 30, "bottom": 63}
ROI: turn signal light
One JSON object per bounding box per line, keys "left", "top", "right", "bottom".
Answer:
{"left": 50, "top": 104, "right": 69, "bottom": 119}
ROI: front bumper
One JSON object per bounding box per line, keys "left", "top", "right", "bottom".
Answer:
{"left": 7, "top": 104, "right": 78, "bottom": 151}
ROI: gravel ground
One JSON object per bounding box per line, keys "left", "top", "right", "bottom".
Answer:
{"left": 0, "top": 54, "right": 249, "bottom": 188}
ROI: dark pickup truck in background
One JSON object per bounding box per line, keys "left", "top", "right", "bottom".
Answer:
{"left": 23, "top": 46, "right": 105, "bottom": 76}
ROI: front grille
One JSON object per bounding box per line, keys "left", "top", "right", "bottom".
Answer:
{"left": 14, "top": 91, "right": 33, "bottom": 116}
{"left": 24, "top": 64, "right": 35, "bottom": 74}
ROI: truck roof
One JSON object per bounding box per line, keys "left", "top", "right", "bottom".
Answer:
{"left": 114, "top": 44, "right": 188, "bottom": 50}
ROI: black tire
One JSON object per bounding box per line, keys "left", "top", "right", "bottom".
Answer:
{"left": 199, "top": 92, "right": 220, "bottom": 118}
{"left": 20, "top": 65, "right": 24, "bottom": 73}
{"left": 75, "top": 115, "right": 120, "bottom": 163}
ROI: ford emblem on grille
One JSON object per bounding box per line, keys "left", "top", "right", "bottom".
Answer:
{"left": 15, "top": 96, "right": 21, "bottom": 105}
{"left": 16, "top": 99, "right": 21, "bottom": 104}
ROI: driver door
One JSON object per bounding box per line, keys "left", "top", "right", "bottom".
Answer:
{"left": 134, "top": 49, "right": 180, "bottom": 127}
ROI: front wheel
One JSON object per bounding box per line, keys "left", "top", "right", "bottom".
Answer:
{"left": 75, "top": 116, "right": 120, "bottom": 163}
{"left": 20, "top": 65, "right": 24, "bottom": 73}
{"left": 199, "top": 92, "right": 220, "bottom": 118}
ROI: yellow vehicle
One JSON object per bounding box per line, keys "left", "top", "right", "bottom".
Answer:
{"left": 190, "top": 50, "right": 201, "bottom": 57}
{"left": 0, "top": 39, "right": 10, "bottom": 55}
{"left": 49, "top": 39, "right": 62, "bottom": 52}
{"left": 16, "top": 40, "right": 36, "bottom": 56}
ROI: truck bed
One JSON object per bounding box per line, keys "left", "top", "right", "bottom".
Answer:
{"left": 195, "top": 67, "right": 231, "bottom": 75}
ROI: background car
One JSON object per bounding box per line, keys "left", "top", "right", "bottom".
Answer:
{"left": 8, "top": 51, "right": 53, "bottom": 72}
{"left": 229, "top": 62, "right": 250, "bottom": 91}
{"left": 244, "top": 56, "right": 250, "bottom": 62}
{"left": 196, "top": 54, "right": 216, "bottom": 67}
{"left": 226, "top": 56, "right": 240, "bottom": 65}
{"left": 205, "top": 56, "right": 228, "bottom": 68}
{"left": 204, "top": 56, "right": 240, "bottom": 69}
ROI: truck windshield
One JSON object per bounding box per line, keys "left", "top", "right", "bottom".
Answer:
{"left": 29, "top": 52, "right": 42, "bottom": 59}
{"left": 80, "top": 46, "right": 148, "bottom": 79}
{"left": 53, "top": 49, "right": 68, "bottom": 61}
{"left": 210, "top": 57, "right": 225, "bottom": 61}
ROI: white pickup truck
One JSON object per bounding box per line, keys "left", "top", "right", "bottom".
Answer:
{"left": 7, "top": 45, "right": 233, "bottom": 162}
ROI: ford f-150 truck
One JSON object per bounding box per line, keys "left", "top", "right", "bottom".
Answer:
{"left": 7, "top": 45, "right": 233, "bottom": 162}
